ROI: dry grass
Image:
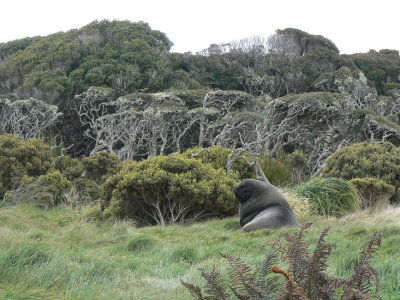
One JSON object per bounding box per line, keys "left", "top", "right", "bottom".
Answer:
{"left": 281, "top": 187, "right": 311, "bottom": 219}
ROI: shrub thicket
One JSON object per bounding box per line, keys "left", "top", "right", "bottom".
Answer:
{"left": 184, "top": 146, "right": 254, "bottom": 180}
{"left": 350, "top": 177, "right": 395, "bottom": 208}
{"left": 297, "top": 177, "right": 359, "bottom": 217}
{"left": 82, "top": 151, "right": 122, "bottom": 184}
{"left": 54, "top": 155, "right": 84, "bottom": 181}
{"left": 258, "top": 149, "right": 292, "bottom": 186}
{"left": 0, "top": 134, "right": 53, "bottom": 198}
{"left": 101, "top": 153, "right": 240, "bottom": 226}
{"left": 321, "top": 142, "right": 400, "bottom": 203}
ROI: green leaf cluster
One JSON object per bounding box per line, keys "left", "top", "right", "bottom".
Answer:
{"left": 0, "top": 134, "right": 52, "bottom": 198}
{"left": 184, "top": 146, "right": 254, "bottom": 180}
{"left": 322, "top": 142, "right": 400, "bottom": 202}
{"left": 101, "top": 153, "right": 240, "bottom": 225}
{"left": 81, "top": 151, "right": 121, "bottom": 184}
{"left": 350, "top": 177, "right": 396, "bottom": 208}
{"left": 37, "top": 170, "right": 72, "bottom": 205}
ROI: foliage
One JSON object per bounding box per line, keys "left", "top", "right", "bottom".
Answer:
{"left": 182, "top": 223, "right": 382, "bottom": 299}
{"left": 349, "top": 177, "right": 395, "bottom": 209}
{"left": 321, "top": 142, "right": 400, "bottom": 202}
{"left": 81, "top": 151, "right": 121, "bottom": 184}
{"left": 296, "top": 177, "right": 359, "bottom": 217}
{"left": 184, "top": 146, "right": 254, "bottom": 180}
{"left": 4, "top": 171, "right": 71, "bottom": 208}
{"left": 37, "top": 171, "right": 72, "bottom": 205}
{"left": 258, "top": 149, "right": 292, "bottom": 186}
{"left": 73, "top": 178, "right": 101, "bottom": 203}
{"left": 0, "top": 20, "right": 173, "bottom": 101}
{"left": 0, "top": 134, "right": 53, "bottom": 198}
{"left": 54, "top": 155, "right": 84, "bottom": 181}
{"left": 349, "top": 49, "right": 400, "bottom": 95}
{"left": 101, "top": 153, "right": 240, "bottom": 225}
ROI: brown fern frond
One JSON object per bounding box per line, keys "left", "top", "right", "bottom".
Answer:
{"left": 181, "top": 280, "right": 205, "bottom": 300}
{"left": 228, "top": 284, "right": 257, "bottom": 300}
{"left": 305, "top": 226, "right": 337, "bottom": 298}
{"left": 272, "top": 265, "right": 308, "bottom": 300}
{"left": 255, "top": 243, "right": 281, "bottom": 294}
{"left": 281, "top": 222, "right": 312, "bottom": 285}
{"left": 244, "top": 281, "right": 269, "bottom": 298}
{"left": 200, "top": 266, "right": 229, "bottom": 300}
{"left": 342, "top": 232, "right": 382, "bottom": 300}
{"left": 220, "top": 252, "right": 255, "bottom": 294}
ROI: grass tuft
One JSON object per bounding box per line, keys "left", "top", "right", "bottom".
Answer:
{"left": 126, "top": 235, "right": 155, "bottom": 252}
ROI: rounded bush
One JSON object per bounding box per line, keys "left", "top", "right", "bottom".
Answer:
{"left": 82, "top": 151, "right": 121, "bottom": 184}
{"left": 297, "top": 177, "right": 359, "bottom": 217}
{"left": 0, "top": 134, "right": 53, "bottom": 198}
{"left": 54, "top": 155, "right": 84, "bottom": 181}
{"left": 101, "top": 153, "right": 240, "bottom": 225}
{"left": 321, "top": 142, "right": 400, "bottom": 202}
{"left": 183, "top": 146, "right": 254, "bottom": 180}
{"left": 37, "top": 170, "right": 72, "bottom": 205}
{"left": 349, "top": 177, "right": 395, "bottom": 208}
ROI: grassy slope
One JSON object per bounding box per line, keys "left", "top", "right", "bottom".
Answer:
{"left": 0, "top": 204, "right": 399, "bottom": 299}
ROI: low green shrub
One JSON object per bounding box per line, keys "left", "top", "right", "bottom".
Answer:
{"left": 82, "top": 151, "right": 121, "bottom": 184}
{"left": 297, "top": 177, "right": 359, "bottom": 217}
{"left": 0, "top": 134, "right": 53, "bottom": 198}
{"left": 4, "top": 171, "right": 71, "bottom": 208}
{"left": 349, "top": 177, "right": 395, "bottom": 208}
{"left": 54, "top": 155, "right": 84, "bottom": 181}
{"left": 258, "top": 148, "right": 292, "bottom": 186}
{"left": 184, "top": 146, "right": 254, "bottom": 180}
{"left": 101, "top": 153, "right": 240, "bottom": 226}
{"left": 321, "top": 141, "right": 400, "bottom": 202}
{"left": 38, "top": 171, "right": 72, "bottom": 203}
{"left": 73, "top": 178, "right": 100, "bottom": 202}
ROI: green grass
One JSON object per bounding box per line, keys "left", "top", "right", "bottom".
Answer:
{"left": 0, "top": 204, "right": 400, "bottom": 299}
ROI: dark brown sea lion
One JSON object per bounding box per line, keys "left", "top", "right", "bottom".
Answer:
{"left": 233, "top": 179, "right": 298, "bottom": 232}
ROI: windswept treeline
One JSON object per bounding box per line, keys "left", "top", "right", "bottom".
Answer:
{"left": 0, "top": 20, "right": 400, "bottom": 169}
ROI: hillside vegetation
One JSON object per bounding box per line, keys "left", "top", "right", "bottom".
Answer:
{"left": 1, "top": 20, "right": 400, "bottom": 299}
{"left": 1, "top": 21, "right": 399, "bottom": 160}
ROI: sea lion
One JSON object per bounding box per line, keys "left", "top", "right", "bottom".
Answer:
{"left": 233, "top": 179, "right": 298, "bottom": 232}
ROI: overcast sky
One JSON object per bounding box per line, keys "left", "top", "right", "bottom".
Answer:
{"left": 1, "top": 0, "right": 399, "bottom": 54}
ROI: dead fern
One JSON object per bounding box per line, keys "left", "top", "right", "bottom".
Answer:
{"left": 182, "top": 224, "right": 382, "bottom": 300}
{"left": 341, "top": 232, "right": 382, "bottom": 300}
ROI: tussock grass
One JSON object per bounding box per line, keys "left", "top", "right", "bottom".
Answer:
{"left": 297, "top": 177, "right": 359, "bottom": 216}
{"left": 0, "top": 203, "right": 399, "bottom": 299}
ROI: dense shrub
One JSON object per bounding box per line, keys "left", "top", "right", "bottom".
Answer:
{"left": 258, "top": 149, "right": 292, "bottom": 186}
{"left": 101, "top": 153, "right": 240, "bottom": 225}
{"left": 82, "top": 151, "right": 122, "bottom": 184}
{"left": 184, "top": 146, "right": 254, "bottom": 180}
{"left": 349, "top": 177, "right": 395, "bottom": 208}
{"left": 54, "top": 155, "right": 84, "bottom": 181}
{"left": 5, "top": 171, "right": 72, "bottom": 208}
{"left": 297, "top": 177, "right": 359, "bottom": 216}
{"left": 321, "top": 142, "right": 400, "bottom": 202}
{"left": 0, "top": 134, "right": 53, "bottom": 198}
{"left": 36, "top": 171, "right": 72, "bottom": 205}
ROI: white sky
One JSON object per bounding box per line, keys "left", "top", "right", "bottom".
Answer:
{"left": 1, "top": 0, "right": 399, "bottom": 54}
